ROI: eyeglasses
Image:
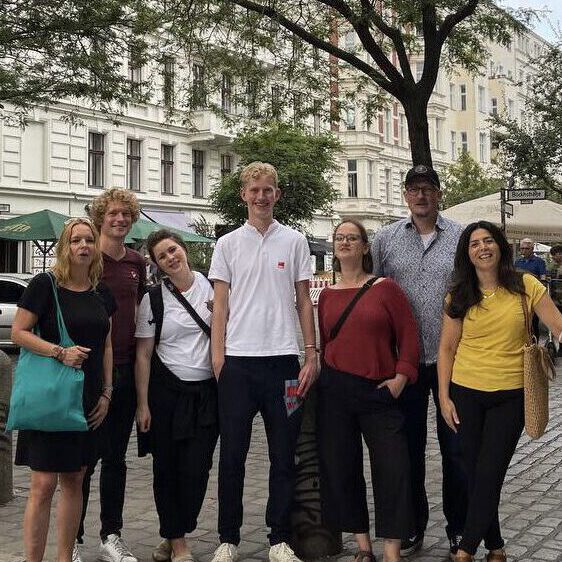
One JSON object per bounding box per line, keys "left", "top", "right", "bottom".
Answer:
{"left": 405, "top": 186, "right": 439, "bottom": 195}
{"left": 334, "top": 234, "right": 362, "bottom": 243}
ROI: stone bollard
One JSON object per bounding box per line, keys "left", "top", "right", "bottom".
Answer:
{"left": 290, "top": 388, "right": 342, "bottom": 559}
{"left": 0, "top": 350, "right": 13, "bottom": 504}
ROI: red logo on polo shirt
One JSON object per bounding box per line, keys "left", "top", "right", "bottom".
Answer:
{"left": 277, "top": 261, "right": 285, "bottom": 270}
{"left": 130, "top": 270, "right": 138, "bottom": 279}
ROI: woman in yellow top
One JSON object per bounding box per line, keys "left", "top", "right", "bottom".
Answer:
{"left": 438, "top": 221, "right": 562, "bottom": 562}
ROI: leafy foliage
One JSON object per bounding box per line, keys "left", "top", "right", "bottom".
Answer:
{"left": 442, "top": 151, "right": 502, "bottom": 208}
{"left": 209, "top": 122, "right": 341, "bottom": 230}
{"left": 493, "top": 45, "right": 562, "bottom": 203}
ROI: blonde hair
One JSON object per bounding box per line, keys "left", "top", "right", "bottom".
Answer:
{"left": 89, "top": 188, "right": 140, "bottom": 230}
{"left": 240, "top": 161, "right": 278, "bottom": 188}
{"left": 51, "top": 218, "right": 103, "bottom": 288}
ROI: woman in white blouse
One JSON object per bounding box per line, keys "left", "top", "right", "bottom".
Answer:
{"left": 135, "top": 229, "right": 217, "bottom": 562}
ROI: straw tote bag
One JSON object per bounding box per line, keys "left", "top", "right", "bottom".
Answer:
{"left": 520, "top": 294, "right": 556, "bottom": 439}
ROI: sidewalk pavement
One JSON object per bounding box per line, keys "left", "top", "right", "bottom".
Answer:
{"left": 1, "top": 364, "right": 561, "bottom": 562}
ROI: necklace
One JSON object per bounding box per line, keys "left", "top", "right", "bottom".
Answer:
{"left": 481, "top": 286, "right": 499, "bottom": 299}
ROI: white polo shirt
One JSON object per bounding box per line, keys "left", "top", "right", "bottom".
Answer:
{"left": 208, "top": 220, "right": 311, "bottom": 356}
{"left": 135, "top": 271, "right": 213, "bottom": 381}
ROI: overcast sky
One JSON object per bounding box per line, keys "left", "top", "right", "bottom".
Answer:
{"left": 500, "top": 0, "right": 561, "bottom": 42}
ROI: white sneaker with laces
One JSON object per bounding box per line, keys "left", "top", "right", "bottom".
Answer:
{"left": 72, "top": 542, "right": 83, "bottom": 562}
{"left": 269, "top": 542, "right": 303, "bottom": 562}
{"left": 210, "top": 543, "right": 239, "bottom": 562}
{"left": 99, "top": 534, "right": 138, "bottom": 562}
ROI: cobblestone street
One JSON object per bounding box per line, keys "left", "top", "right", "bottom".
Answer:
{"left": 1, "top": 359, "right": 561, "bottom": 562}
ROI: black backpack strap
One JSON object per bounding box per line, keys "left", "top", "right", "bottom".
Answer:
{"left": 162, "top": 277, "right": 211, "bottom": 338}
{"left": 148, "top": 284, "right": 164, "bottom": 346}
{"left": 329, "top": 276, "right": 378, "bottom": 341}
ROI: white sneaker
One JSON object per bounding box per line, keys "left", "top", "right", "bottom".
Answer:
{"left": 72, "top": 542, "right": 83, "bottom": 562}
{"left": 99, "top": 534, "right": 138, "bottom": 562}
{"left": 210, "top": 543, "right": 239, "bottom": 562}
{"left": 269, "top": 542, "right": 303, "bottom": 562}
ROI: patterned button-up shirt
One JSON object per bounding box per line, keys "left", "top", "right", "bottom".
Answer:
{"left": 370, "top": 214, "right": 463, "bottom": 365}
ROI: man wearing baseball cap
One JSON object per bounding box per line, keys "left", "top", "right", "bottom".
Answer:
{"left": 371, "top": 165, "right": 468, "bottom": 558}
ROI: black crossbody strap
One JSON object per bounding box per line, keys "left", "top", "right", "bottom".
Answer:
{"left": 329, "top": 277, "right": 378, "bottom": 341}
{"left": 163, "top": 277, "right": 211, "bottom": 338}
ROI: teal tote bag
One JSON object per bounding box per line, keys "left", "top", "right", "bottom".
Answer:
{"left": 6, "top": 273, "right": 88, "bottom": 432}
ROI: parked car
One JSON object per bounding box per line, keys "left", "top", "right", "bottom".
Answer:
{"left": 0, "top": 273, "right": 33, "bottom": 348}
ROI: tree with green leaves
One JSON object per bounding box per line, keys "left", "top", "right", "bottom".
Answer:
{"left": 493, "top": 44, "right": 562, "bottom": 203}
{"left": 210, "top": 122, "right": 341, "bottom": 230}
{"left": 0, "top": 0, "right": 160, "bottom": 122}
{"left": 441, "top": 151, "right": 501, "bottom": 208}
{"left": 162, "top": 0, "right": 531, "bottom": 165}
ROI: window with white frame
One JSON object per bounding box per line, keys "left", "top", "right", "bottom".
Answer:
{"left": 344, "top": 106, "right": 356, "bottom": 130}
{"left": 192, "top": 149, "right": 205, "bottom": 197}
{"left": 162, "top": 56, "right": 175, "bottom": 107}
{"left": 460, "top": 84, "right": 467, "bottom": 110}
{"left": 384, "top": 168, "right": 392, "bottom": 204}
{"left": 88, "top": 132, "right": 105, "bottom": 188}
{"left": 384, "top": 109, "right": 392, "bottom": 142}
{"left": 344, "top": 30, "right": 355, "bottom": 50}
{"left": 435, "top": 118, "right": 443, "bottom": 150}
{"left": 161, "top": 144, "right": 174, "bottom": 194}
{"left": 399, "top": 114, "right": 406, "bottom": 146}
{"left": 127, "top": 139, "right": 141, "bottom": 191}
{"left": 367, "top": 160, "right": 374, "bottom": 198}
{"left": 347, "top": 160, "right": 357, "bottom": 197}
{"left": 192, "top": 63, "right": 206, "bottom": 109}
{"left": 460, "top": 131, "right": 468, "bottom": 154}
{"left": 221, "top": 154, "right": 232, "bottom": 179}
{"left": 450, "top": 131, "right": 457, "bottom": 159}
{"left": 449, "top": 83, "right": 455, "bottom": 109}
{"left": 507, "top": 98, "right": 514, "bottom": 118}
{"left": 128, "top": 44, "right": 143, "bottom": 94}
{"left": 221, "top": 73, "right": 232, "bottom": 113}
{"left": 477, "top": 86, "right": 486, "bottom": 112}
{"left": 490, "top": 97, "right": 498, "bottom": 116}
{"left": 478, "top": 132, "right": 487, "bottom": 163}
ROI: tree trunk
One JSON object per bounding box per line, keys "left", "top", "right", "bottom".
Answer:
{"left": 403, "top": 96, "right": 433, "bottom": 166}
{"left": 0, "top": 350, "right": 13, "bottom": 505}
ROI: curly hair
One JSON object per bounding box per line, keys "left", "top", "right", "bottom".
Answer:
{"left": 146, "top": 229, "right": 190, "bottom": 267}
{"left": 89, "top": 188, "right": 140, "bottom": 231}
{"left": 446, "top": 221, "right": 525, "bottom": 319}
{"left": 240, "top": 161, "right": 278, "bottom": 188}
{"left": 332, "top": 219, "right": 374, "bottom": 274}
{"left": 51, "top": 218, "right": 103, "bottom": 288}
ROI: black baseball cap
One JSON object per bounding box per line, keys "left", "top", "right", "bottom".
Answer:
{"left": 405, "top": 164, "right": 440, "bottom": 189}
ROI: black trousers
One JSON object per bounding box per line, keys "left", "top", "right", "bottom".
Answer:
{"left": 217, "top": 355, "right": 303, "bottom": 546}
{"left": 79, "top": 363, "right": 137, "bottom": 541}
{"left": 451, "top": 383, "right": 524, "bottom": 556}
{"left": 149, "top": 373, "right": 218, "bottom": 539}
{"left": 316, "top": 366, "right": 415, "bottom": 539}
{"left": 399, "top": 363, "right": 467, "bottom": 539}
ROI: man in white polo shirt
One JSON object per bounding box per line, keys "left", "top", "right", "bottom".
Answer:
{"left": 208, "top": 161, "right": 317, "bottom": 562}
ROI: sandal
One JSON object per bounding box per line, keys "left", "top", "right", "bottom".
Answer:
{"left": 454, "top": 553, "right": 474, "bottom": 562}
{"left": 353, "top": 551, "right": 376, "bottom": 562}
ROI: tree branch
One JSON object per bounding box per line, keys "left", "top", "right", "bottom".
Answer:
{"left": 438, "top": 0, "right": 480, "bottom": 42}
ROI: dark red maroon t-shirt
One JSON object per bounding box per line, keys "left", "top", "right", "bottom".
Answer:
{"left": 102, "top": 248, "right": 146, "bottom": 365}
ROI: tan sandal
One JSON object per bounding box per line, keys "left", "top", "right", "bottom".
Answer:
{"left": 454, "top": 553, "right": 474, "bottom": 562}
{"left": 353, "top": 551, "right": 376, "bottom": 562}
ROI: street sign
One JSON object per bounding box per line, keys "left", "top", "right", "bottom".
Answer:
{"left": 520, "top": 200, "right": 533, "bottom": 205}
{"left": 506, "top": 189, "right": 546, "bottom": 201}
{"left": 502, "top": 202, "right": 514, "bottom": 216}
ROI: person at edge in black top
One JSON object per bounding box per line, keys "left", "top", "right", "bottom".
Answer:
{"left": 12, "top": 217, "right": 115, "bottom": 562}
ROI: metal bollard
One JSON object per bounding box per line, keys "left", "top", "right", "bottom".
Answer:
{"left": 0, "top": 350, "right": 13, "bottom": 504}
{"left": 290, "top": 388, "right": 342, "bottom": 559}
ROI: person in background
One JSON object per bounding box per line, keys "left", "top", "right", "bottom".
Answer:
{"left": 370, "top": 164, "right": 467, "bottom": 558}
{"left": 514, "top": 238, "right": 547, "bottom": 340}
{"left": 548, "top": 245, "right": 562, "bottom": 280}
{"left": 78, "top": 189, "right": 146, "bottom": 562}
{"left": 317, "top": 219, "right": 419, "bottom": 562}
{"left": 12, "top": 218, "right": 115, "bottom": 562}
{"left": 135, "top": 230, "right": 218, "bottom": 562}
{"left": 208, "top": 161, "right": 317, "bottom": 562}
{"left": 548, "top": 245, "right": 562, "bottom": 357}
{"left": 438, "top": 221, "right": 562, "bottom": 562}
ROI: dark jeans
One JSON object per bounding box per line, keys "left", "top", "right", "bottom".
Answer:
{"left": 78, "top": 364, "right": 137, "bottom": 542}
{"left": 451, "top": 384, "right": 524, "bottom": 556}
{"left": 399, "top": 363, "right": 467, "bottom": 539}
{"left": 217, "top": 355, "right": 303, "bottom": 547}
{"left": 316, "top": 366, "right": 415, "bottom": 539}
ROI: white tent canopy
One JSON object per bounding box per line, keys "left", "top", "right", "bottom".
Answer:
{"left": 441, "top": 192, "right": 562, "bottom": 243}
